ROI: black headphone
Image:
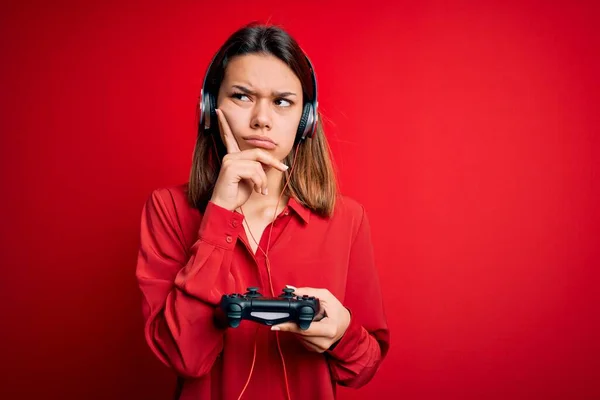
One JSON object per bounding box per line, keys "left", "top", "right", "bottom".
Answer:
{"left": 198, "top": 49, "right": 319, "bottom": 142}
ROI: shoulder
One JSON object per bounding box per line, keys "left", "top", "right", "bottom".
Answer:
{"left": 332, "top": 194, "right": 367, "bottom": 221}
{"left": 311, "top": 194, "right": 370, "bottom": 240}
{"left": 147, "top": 182, "right": 189, "bottom": 204}
{"left": 141, "top": 183, "right": 202, "bottom": 246}
{"left": 143, "top": 183, "right": 198, "bottom": 220}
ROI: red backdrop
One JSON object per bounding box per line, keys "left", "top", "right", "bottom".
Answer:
{"left": 1, "top": 1, "right": 599, "bottom": 399}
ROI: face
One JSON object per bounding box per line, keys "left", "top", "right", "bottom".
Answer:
{"left": 216, "top": 53, "right": 304, "bottom": 161}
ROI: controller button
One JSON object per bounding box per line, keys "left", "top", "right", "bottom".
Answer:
{"left": 228, "top": 304, "right": 242, "bottom": 312}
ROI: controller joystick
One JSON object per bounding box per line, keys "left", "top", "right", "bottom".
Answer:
{"left": 245, "top": 287, "right": 261, "bottom": 298}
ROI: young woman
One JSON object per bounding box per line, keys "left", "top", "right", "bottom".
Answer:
{"left": 136, "top": 22, "right": 390, "bottom": 400}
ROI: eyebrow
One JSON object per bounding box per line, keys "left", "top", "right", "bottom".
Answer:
{"left": 231, "top": 84, "right": 297, "bottom": 97}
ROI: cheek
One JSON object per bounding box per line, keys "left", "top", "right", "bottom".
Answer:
{"left": 275, "top": 129, "right": 299, "bottom": 161}
{"left": 218, "top": 104, "right": 248, "bottom": 135}
{"left": 280, "top": 106, "right": 302, "bottom": 133}
{"left": 278, "top": 117, "right": 299, "bottom": 144}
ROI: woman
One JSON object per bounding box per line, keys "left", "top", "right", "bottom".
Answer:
{"left": 136, "top": 22, "right": 390, "bottom": 400}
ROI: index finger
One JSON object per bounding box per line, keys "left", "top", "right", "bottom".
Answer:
{"left": 216, "top": 108, "right": 240, "bottom": 154}
{"left": 286, "top": 285, "right": 325, "bottom": 299}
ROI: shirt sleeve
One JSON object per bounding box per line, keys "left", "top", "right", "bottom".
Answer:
{"left": 136, "top": 189, "right": 244, "bottom": 378}
{"left": 325, "top": 205, "right": 390, "bottom": 388}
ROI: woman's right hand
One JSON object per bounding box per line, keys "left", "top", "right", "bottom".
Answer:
{"left": 209, "top": 108, "right": 289, "bottom": 212}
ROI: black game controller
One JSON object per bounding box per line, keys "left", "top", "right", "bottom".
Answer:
{"left": 220, "top": 287, "right": 320, "bottom": 330}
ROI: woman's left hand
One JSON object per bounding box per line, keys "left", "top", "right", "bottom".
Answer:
{"left": 272, "top": 285, "right": 351, "bottom": 353}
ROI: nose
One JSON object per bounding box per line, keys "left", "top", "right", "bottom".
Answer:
{"left": 250, "top": 99, "right": 272, "bottom": 130}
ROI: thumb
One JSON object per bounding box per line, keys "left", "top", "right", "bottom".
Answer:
{"left": 271, "top": 322, "right": 299, "bottom": 332}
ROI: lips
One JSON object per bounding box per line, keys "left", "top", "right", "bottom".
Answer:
{"left": 244, "top": 136, "right": 276, "bottom": 150}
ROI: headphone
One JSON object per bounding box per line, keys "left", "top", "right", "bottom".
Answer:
{"left": 198, "top": 49, "right": 319, "bottom": 142}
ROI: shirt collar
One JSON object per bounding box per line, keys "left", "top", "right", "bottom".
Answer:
{"left": 287, "top": 197, "right": 311, "bottom": 224}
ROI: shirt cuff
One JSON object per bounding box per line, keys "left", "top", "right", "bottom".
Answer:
{"left": 326, "top": 308, "right": 364, "bottom": 361}
{"left": 198, "top": 201, "right": 244, "bottom": 249}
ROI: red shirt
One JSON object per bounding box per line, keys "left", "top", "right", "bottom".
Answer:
{"left": 136, "top": 184, "right": 390, "bottom": 399}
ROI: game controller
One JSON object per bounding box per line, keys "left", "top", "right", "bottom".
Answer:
{"left": 220, "top": 287, "right": 320, "bottom": 330}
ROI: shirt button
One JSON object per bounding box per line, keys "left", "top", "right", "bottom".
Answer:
{"left": 284, "top": 210, "right": 289, "bottom": 216}
{"left": 226, "top": 236, "right": 233, "bottom": 243}
{"left": 232, "top": 220, "right": 238, "bottom": 228}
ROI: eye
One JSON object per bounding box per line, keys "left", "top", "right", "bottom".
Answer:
{"left": 231, "top": 92, "right": 251, "bottom": 102}
{"left": 275, "top": 98, "right": 293, "bottom": 108}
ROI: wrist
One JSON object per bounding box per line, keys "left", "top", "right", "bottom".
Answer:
{"left": 334, "top": 308, "right": 351, "bottom": 344}
{"left": 209, "top": 197, "right": 237, "bottom": 212}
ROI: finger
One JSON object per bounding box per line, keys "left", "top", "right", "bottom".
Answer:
{"left": 221, "top": 155, "right": 270, "bottom": 194}
{"left": 221, "top": 158, "right": 266, "bottom": 195}
{"left": 231, "top": 160, "right": 268, "bottom": 195}
{"left": 271, "top": 322, "right": 299, "bottom": 333}
{"left": 228, "top": 148, "right": 288, "bottom": 172}
{"left": 314, "top": 307, "right": 327, "bottom": 321}
{"left": 216, "top": 109, "right": 241, "bottom": 154}
{"left": 254, "top": 161, "right": 269, "bottom": 195}
{"left": 285, "top": 286, "right": 325, "bottom": 300}
{"left": 251, "top": 170, "right": 267, "bottom": 196}
{"left": 272, "top": 317, "right": 336, "bottom": 338}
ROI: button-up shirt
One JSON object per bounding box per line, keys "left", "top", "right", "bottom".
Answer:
{"left": 136, "top": 183, "right": 390, "bottom": 399}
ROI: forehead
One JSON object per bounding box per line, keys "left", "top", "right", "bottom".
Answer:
{"left": 223, "top": 53, "right": 301, "bottom": 91}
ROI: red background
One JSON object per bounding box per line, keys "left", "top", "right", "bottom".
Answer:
{"left": 1, "top": 1, "right": 599, "bottom": 399}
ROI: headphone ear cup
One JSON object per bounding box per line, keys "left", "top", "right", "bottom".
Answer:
{"left": 297, "top": 103, "right": 312, "bottom": 141}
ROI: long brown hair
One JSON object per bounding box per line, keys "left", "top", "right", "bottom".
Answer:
{"left": 188, "top": 23, "right": 338, "bottom": 217}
